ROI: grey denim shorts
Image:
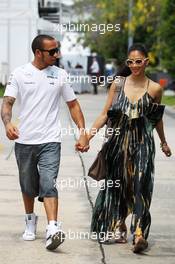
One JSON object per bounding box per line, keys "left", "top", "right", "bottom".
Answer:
{"left": 15, "top": 142, "right": 61, "bottom": 202}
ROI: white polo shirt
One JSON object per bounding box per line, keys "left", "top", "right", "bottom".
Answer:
{"left": 4, "top": 63, "right": 76, "bottom": 144}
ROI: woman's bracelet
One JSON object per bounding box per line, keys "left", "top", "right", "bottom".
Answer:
{"left": 160, "top": 141, "right": 167, "bottom": 148}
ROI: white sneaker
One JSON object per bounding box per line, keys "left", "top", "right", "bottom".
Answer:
{"left": 46, "top": 222, "right": 65, "bottom": 250}
{"left": 22, "top": 213, "right": 38, "bottom": 241}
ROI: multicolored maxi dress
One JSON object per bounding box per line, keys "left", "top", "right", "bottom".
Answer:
{"left": 91, "top": 77, "right": 165, "bottom": 240}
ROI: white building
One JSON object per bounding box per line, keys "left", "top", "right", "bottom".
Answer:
{"left": 0, "top": 0, "right": 90, "bottom": 84}
{"left": 0, "top": 0, "right": 38, "bottom": 83}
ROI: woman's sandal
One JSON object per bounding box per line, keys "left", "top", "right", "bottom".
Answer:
{"left": 132, "top": 228, "right": 148, "bottom": 253}
{"left": 114, "top": 225, "right": 127, "bottom": 243}
{"left": 100, "top": 224, "right": 127, "bottom": 244}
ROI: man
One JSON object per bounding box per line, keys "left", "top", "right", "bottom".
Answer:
{"left": 1, "top": 35, "right": 88, "bottom": 251}
{"left": 89, "top": 57, "right": 100, "bottom": 95}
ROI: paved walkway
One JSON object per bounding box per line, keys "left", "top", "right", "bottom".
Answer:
{"left": 0, "top": 90, "right": 175, "bottom": 264}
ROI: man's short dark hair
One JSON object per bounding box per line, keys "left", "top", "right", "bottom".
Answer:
{"left": 31, "top": 35, "right": 55, "bottom": 54}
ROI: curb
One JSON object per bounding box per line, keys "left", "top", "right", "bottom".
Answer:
{"left": 165, "top": 106, "right": 175, "bottom": 119}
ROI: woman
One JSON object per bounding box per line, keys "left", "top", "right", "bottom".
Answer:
{"left": 88, "top": 44, "right": 172, "bottom": 253}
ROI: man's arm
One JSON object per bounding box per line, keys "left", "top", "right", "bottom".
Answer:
{"left": 66, "top": 99, "right": 89, "bottom": 152}
{"left": 1, "top": 96, "right": 19, "bottom": 140}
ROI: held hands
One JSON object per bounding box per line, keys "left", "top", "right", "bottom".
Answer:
{"left": 160, "top": 142, "right": 172, "bottom": 157}
{"left": 5, "top": 123, "right": 19, "bottom": 140}
{"left": 75, "top": 133, "right": 90, "bottom": 152}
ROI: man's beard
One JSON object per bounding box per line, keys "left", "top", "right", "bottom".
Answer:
{"left": 41, "top": 55, "right": 55, "bottom": 67}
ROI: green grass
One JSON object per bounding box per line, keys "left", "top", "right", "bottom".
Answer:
{"left": 162, "top": 95, "right": 175, "bottom": 106}
{"left": 0, "top": 84, "right": 5, "bottom": 97}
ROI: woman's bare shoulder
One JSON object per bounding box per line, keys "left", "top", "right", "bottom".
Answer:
{"left": 112, "top": 76, "right": 125, "bottom": 90}
{"left": 148, "top": 79, "right": 163, "bottom": 97}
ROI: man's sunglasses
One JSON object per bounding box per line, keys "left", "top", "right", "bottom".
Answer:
{"left": 40, "top": 47, "right": 60, "bottom": 56}
{"left": 125, "top": 58, "right": 148, "bottom": 67}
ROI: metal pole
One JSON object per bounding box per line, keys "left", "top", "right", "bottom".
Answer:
{"left": 59, "top": 0, "right": 62, "bottom": 40}
{"left": 59, "top": 0, "right": 62, "bottom": 25}
{"left": 7, "top": 0, "right": 10, "bottom": 76}
{"left": 28, "top": 0, "right": 32, "bottom": 62}
{"left": 128, "top": 0, "right": 133, "bottom": 49}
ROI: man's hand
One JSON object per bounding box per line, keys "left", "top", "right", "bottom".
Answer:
{"left": 66, "top": 99, "right": 90, "bottom": 152}
{"left": 75, "top": 134, "right": 89, "bottom": 152}
{"left": 5, "top": 123, "right": 19, "bottom": 140}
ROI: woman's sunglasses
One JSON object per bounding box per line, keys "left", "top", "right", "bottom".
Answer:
{"left": 125, "top": 58, "right": 148, "bottom": 67}
{"left": 40, "top": 47, "right": 60, "bottom": 56}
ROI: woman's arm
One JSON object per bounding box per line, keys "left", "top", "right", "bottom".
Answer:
{"left": 156, "top": 119, "right": 172, "bottom": 157}
{"left": 153, "top": 84, "right": 172, "bottom": 157}
{"left": 88, "top": 80, "right": 117, "bottom": 141}
{"left": 154, "top": 85, "right": 166, "bottom": 143}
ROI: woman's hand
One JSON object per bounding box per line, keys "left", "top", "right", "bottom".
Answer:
{"left": 161, "top": 142, "right": 172, "bottom": 157}
{"left": 75, "top": 133, "right": 90, "bottom": 152}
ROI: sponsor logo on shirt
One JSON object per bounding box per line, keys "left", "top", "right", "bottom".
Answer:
{"left": 47, "top": 75, "right": 58, "bottom": 79}
{"left": 24, "top": 82, "right": 36, "bottom": 84}
{"left": 24, "top": 72, "right": 33, "bottom": 77}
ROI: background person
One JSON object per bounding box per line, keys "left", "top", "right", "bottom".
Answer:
{"left": 89, "top": 57, "right": 100, "bottom": 94}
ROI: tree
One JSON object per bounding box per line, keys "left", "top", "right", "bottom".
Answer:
{"left": 75, "top": 0, "right": 172, "bottom": 71}
{"left": 75, "top": 0, "right": 129, "bottom": 64}
{"left": 157, "top": 0, "right": 175, "bottom": 77}
{"left": 128, "top": 0, "right": 162, "bottom": 64}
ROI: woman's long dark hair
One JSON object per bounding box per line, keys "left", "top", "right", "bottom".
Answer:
{"left": 117, "top": 64, "right": 131, "bottom": 77}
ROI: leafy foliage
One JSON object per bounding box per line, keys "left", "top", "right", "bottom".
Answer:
{"left": 74, "top": 0, "right": 175, "bottom": 75}
{"left": 157, "top": 0, "right": 175, "bottom": 77}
